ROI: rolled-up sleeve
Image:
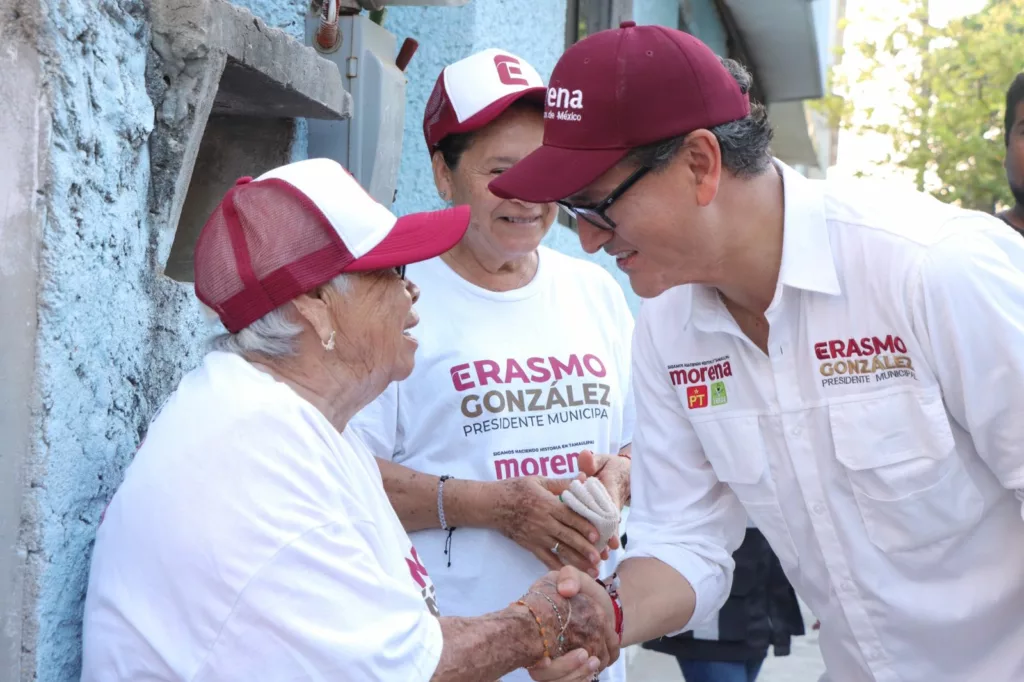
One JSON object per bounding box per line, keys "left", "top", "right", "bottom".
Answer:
{"left": 912, "top": 220, "right": 1024, "bottom": 519}
{"left": 623, "top": 305, "right": 747, "bottom": 632}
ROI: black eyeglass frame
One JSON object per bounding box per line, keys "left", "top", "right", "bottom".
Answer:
{"left": 394, "top": 264, "right": 407, "bottom": 279}
{"left": 556, "top": 165, "right": 652, "bottom": 230}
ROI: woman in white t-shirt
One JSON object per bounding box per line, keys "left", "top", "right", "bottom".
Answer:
{"left": 80, "top": 159, "right": 617, "bottom": 682}
{"left": 347, "top": 49, "right": 635, "bottom": 682}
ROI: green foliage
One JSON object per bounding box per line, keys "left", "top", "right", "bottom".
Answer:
{"left": 840, "top": 0, "right": 1024, "bottom": 211}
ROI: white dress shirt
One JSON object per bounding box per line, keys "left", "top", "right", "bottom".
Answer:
{"left": 623, "top": 161, "right": 1024, "bottom": 682}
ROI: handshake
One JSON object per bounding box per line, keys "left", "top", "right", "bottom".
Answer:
{"left": 512, "top": 565, "right": 623, "bottom": 682}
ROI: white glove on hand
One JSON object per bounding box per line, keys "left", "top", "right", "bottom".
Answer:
{"left": 560, "top": 477, "right": 620, "bottom": 553}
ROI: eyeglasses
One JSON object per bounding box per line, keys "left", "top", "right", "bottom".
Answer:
{"left": 556, "top": 165, "right": 652, "bottom": 231}
{"left": 393, "top": 264, "right": 407, "bottom": 280}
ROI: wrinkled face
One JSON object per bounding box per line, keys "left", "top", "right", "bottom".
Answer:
{"left": 1006, "top": 101, "right": 1024, "bottom": 206}
{"left": 327, "top": 269, "right": 421, "bottom": 384}
{"left": 435, "top": 106, "right": 558, "bottom": 262}
{"left": 566, "top": 135, "right": 725, "bottom": 298}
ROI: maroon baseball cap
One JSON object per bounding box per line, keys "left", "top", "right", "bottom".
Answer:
{"left": 489, "top": 22, "right": 750, "bottom": 203}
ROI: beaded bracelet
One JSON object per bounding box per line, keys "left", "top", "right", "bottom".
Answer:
{"left": 529, "top": 591, "right": 567, "bottom": 656}
{"left": 515, "top": 597, "right": 551, "bottom": 660}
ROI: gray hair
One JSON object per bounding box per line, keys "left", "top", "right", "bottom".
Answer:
{"left": 626, "top": 57, "right": 774, "bottom": 178}
{"left": 207, "top": 273, "right": 351, "bottom": 358}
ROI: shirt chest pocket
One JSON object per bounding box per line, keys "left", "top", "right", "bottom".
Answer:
{"left": 691, "top": 416, "right": 799, "bottom": 570}
{"left": 828, "top": 387, "right": 985, "bottom": 554}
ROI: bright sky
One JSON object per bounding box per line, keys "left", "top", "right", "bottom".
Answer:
{"left": 829, "top": 0, "right": 988, "bottom": 184}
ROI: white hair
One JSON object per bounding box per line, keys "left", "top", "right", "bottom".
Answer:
{"left": 206, "top": 273, "right": 351, "bottom": 358}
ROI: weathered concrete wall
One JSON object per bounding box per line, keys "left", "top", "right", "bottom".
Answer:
{"left": 0, "top": 3, "right": 47, "bottom": 680}
{"left": 19, "top": 1, "right": 310, "bottom": 680}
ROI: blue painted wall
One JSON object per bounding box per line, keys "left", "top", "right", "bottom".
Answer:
{"left": 634, "top": 0, "right": 680, "bottom": 29}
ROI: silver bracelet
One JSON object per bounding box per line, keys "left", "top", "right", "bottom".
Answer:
{"left": 438, "top": 475, "right": 454, "bottom": 531}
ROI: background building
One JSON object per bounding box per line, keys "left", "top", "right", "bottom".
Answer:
{"left": 0, "top": 1, "right": 836, "bottom": 679}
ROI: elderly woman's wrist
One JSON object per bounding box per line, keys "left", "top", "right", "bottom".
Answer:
{"left": 441, "top": 479, "right": 494, "bottom": 529}
{"left": 505, "top": 601, "right": 549, "bottom": 666}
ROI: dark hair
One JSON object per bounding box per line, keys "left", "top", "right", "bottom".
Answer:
{"left": 626, "top": 57, "right": 774, "bottom": 178}
{"left": 1005, "top": 73, "right": 1024, "bottom": 147}
{"left": 435, "top": 131, "right": 477, "bottom": 170}
{"left": 433, "top": 99, "right": 544, "bottom": 170}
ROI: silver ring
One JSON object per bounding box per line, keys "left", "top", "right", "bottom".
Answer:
{"left": 551, "top": 542, "right": 560, "bottom": 554}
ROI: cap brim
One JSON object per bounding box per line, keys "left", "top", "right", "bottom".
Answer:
{"left": 431, "top": 87, "right": 547, "bottom": 152}
{"left": 489, "top": 145, "right": 629, "bottom": 203}
{"left": 344, "top": 205, "right": 471, "bottom": 272}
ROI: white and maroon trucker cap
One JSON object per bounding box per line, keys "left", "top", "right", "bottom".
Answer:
{"left": 194, "top": 158, "right": 470, "bottom": 333}
{"left": 423, "top": 48, "right": 546, "bottom": 153}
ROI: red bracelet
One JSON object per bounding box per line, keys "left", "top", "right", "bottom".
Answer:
{"left": 597, "top": 573, "right": 624, "bottom": 643}
{"left": 610, "top": 593, "right": 623, "bottom": 643}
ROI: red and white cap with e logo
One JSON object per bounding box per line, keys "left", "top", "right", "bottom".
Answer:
{"left": 423, "top": 48, "right": 546, "bottom": 153}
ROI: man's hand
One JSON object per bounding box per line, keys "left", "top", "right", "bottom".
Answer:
{"left": 578, "top": 450, "right": 631, "bottom": 511}
{"left": 492, "top": 477, "right": 604, "bottom": 577}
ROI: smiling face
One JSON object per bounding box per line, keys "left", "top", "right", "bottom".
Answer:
{"left": 294, "top": 270, "right": 422, "bottom": 387}
{"left": 433, "top": 104, "right": 557, "bottom": 265}
{"left": 565, "top": 131, "right": 728, "bottom": 298}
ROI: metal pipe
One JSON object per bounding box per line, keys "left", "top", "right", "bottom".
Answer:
{"left": 314, "top": 0, "right": 341, "bottom": 52}
{"left": 396, "top": 38, "right": 419, "bottom": 72}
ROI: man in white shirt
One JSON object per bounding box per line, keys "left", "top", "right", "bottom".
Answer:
{"left": 492, "top": 22, "right": 1024, "bottom": 682}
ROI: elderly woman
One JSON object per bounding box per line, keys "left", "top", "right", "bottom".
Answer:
{"left": 80, "top": 158, "right": 616, "bottom": 682}
{"left": 348, "top": 49, "right": 635, "bottom": 682}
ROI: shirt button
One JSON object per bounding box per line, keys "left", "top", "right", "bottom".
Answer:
{"left": 791, "top": 426, "right": 802, "bottom": 436}
{"left": 813, "top": 503, "right": 826, "bottom": 515}
{"left": 842, "top": 580, "right": 855, "bottom": 593}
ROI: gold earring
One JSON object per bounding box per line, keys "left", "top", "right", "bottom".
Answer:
{"left": 322, "top": 330, "right": 336, "bottom": 352}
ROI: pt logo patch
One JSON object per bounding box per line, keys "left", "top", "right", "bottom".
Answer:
{"left": 710, "top": 381, "right": 728, "bottom": 406}
{"left": 686, "top": 385, "right": 709, "bottom": 409}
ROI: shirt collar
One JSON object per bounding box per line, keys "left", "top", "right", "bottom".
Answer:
{"left": 775, "top": 160, "right": 841, "bottom": 298}
{"left": 690, "top": 160, "right": 840, "bottom": 333}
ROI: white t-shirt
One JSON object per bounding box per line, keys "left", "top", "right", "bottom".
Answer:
{"left": 81, "top": 352, "right": 443, "bottom": 682}
{"left": 347, "top": 246, "right": 635, "bottom": 682}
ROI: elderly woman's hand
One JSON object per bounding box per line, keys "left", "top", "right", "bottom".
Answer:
{"left": 528, "top": 649, "right": 603, "bottom": 682}
{"left": 520, "top": 569, "right": 619, "bottom": 675}
{"left": 493, "top": 477, "right": 605, "bottom": 576}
